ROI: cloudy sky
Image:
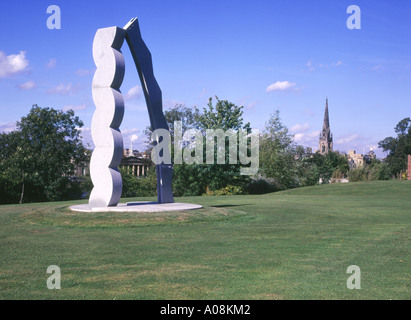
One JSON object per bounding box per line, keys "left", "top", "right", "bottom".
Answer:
{"left": 1, "top": 0, "right": 411, "bottom": 157}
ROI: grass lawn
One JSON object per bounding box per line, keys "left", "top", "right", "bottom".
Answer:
{"left": 0, "top": 180, "right": 410, "bottom": 300}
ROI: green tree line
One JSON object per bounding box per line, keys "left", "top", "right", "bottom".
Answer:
{"left": 0, "top": 105, "right": 89, "bottom": 204}
{"left": 1, "top": 102, "right": 408, "bottom": 204}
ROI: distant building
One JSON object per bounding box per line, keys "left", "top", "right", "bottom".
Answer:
{"left": 120, "top": 149, "right": 153, "bottom": 177}
{"left": 72, "top": 147, "right": 152, "bottom": 178}
{"left": 363, "top": 147, "right": 376, "bottom": 164}
{"left": 348, "top": 148, "right": 376, "bottom": 168}
{"left": 319, "top": 98, "right": 333, "bottom": 155}
{"left": 348, "top": 150, "right": 364, "bottom": 168}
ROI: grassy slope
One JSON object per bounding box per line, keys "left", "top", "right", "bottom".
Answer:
{"left": 0, "top": 180, "right": 409, "bottom": 300}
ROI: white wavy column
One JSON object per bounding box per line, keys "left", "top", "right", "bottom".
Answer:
{"left": 89, "top": 27, "right": 125, "bottom": 207}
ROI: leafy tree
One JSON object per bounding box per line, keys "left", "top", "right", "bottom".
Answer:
{"left": 120, "top": 167, "right": 157, "bottom": 198}
{"left": 295, "top": 156, "right": 321, "bottom": 187}
{"left": 0, "top": 131, "right": 22, "bottom": 203}
{"left": 259, "top": 110, "right": 297, "bottom": 189}
{"left": 347, "top": 158, "right": 391, "bottom": 182}
{"left": 145, "top": 98, "right": 252, "bottom": 196}
{"left": 194, "top": 97, "right": 252, "bottom": 192}
{"left": 196, "top": 97, "right": 250, "bottom": 132}
{"left": 298, "top": 151, "right": 349, "bottom": 185}
{"left": 378, "top": 117, "right": 411, "bottom": 177}
{"left": 0, "top": 105, "right": 87, "bottom": 203}
{"left": 144, "top": 104, "right": 200, "bottom": 150}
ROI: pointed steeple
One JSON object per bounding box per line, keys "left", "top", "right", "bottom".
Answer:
{"left": 322, "top": 97, "right": 330, "bottom": 131}
{"left": 319, "top": 97, "right": 333, "bottom": 154}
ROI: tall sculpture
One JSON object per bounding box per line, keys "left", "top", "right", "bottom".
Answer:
{"left": 89, "top": 18, "right": 174, "bottom": 207}
{"left": 89, "top": 27, "right": 126, "bottom": 207}
{"left": 124, "top": 18, "right": 174, "bottom": 204}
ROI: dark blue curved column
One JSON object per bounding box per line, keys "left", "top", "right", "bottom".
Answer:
{"left": 124, "top": 18, "right": 174, "bottom": 204}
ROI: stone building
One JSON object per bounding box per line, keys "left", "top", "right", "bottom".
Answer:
{"left": 319, "top": 98, "right": 333, "bottom": 155}
{"left": 73, "top": 148, "right": 153, "bottom": 178}
{"left": 348, "top": 150, "right": 364, "bottom": 168}
{"left": 347, "top": 148, "right": 376, "bottom": 168}
{"left": 120, "top": 149, "right": 152, "bottom": 177}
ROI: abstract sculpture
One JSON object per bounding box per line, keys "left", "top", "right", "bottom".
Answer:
{"left": 124, "top": 18, "right": 174, "bottom": 204}
{"left": 89, "top": 18, "right": 174, "bottom": 207}
{"left": 89, "top": 26, "right": 126, "bottom": 207}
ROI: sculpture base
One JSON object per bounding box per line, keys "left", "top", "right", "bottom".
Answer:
{"left": 70, "top": 201, "right": 202, "bottom": 213}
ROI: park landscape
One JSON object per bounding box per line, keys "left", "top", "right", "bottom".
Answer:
{"left": 0, "top": 180, "right": 410, "bottom": 299}
{"left": 1, "top": 2, "right": 411, "bottom": 301}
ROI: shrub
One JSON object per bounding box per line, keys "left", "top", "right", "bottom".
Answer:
{"left": 202, "top": 185, "right": 245, "bottom": 196}
{"left": 347, "top": 162, "right": 392, "bottom": 182}
{"left": 121, "top": 168, "right": 157, "bottom": 198}
{"left": 246, "top": 178, "right": 279, "bottom": 194}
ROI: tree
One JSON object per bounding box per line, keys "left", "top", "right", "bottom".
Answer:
{"left": 120, "top": 167, "right": 157, "bottom": 198}
{"left": 196, "top": 97, "right": 250, "bottom": 132}
{"left": 193, "top": 97, "right": 252, "bottom": 192}
{"left": 259, "top": 110, "right": 297, "bottom": 189}
{"left": 144, "top": 104, "right": 200, "bottom": 148}
{"left": 0, "top": 131, "right": 22, "bottom": 202}
{"left": 304, "top": 151, "right": 349, "bottom": 184}
{"left": 0, "top": 105, "right": 87, "bottom": 203}
{"left": 295, "top": 154, "right": 322, "bottom": 187}
{"left": 378, "top": 117, "right": 411, "bottom": 177}
{"left": 145, "top": 98, "right": 252, "bottom": 196}
{"left": 347, "top": 157, "right": 391, "bottom": 182}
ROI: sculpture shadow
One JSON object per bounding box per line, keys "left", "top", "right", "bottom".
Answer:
{"left": 211, "top": 204, "right": 250, "bottom": 208}
{"left": 126, "top": 201, "right": 158, "bottom": 206}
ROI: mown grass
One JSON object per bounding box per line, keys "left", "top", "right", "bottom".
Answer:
{"left": 0, "top": 180, "right": 410, "bottom": 300}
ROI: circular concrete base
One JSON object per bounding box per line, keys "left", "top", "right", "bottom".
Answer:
{"left": 70, "top": 201, "right": 203, "bottom": 213}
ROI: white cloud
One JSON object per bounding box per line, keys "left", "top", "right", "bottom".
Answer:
{"left": 17, "top": 80, "right": 36, "bottom": 90}
{"left": 237, "top": 97, "right": 258, "bottom": 110}
{"left": 305, "top": 60, "right": 315, "bottom": 71}
{"left": 78, "top": 127, "right": 93, "bottom": 148}
{"left": 0, "top": 51, "right": 29, "bottom": 78}
{"left": 0, "top": 121, "right": 17, "bottom": 133}
{"left": 290, "top": 122, "right": 310, "bottom": 133}
{"left": 75, "top": 68, "right": 93, "bottom": 76}
{"left": 47, "top": 83, "right": 80, "bottom": 95}
{"left": 129, "top": 134, "right": 139, "bottom": 142}
{"left": 293, "top": 130, "right": 320, "bottom": 147}
{"left": 310, "top": 60, "right": 343, "bottom": 69}
{"left": 122, "top": 128, "right": 147, "bottom": 151}
{"left": 121, "top": 128, "right": 141, "bottom": 136}
{"left": 371, "top": 64, "right": 383, "bottom": 72}
{"left": 266, "top": 81, "right": 296, "bottom": 92}
{"left": 336, "top": 134, "right": 360, "bottom": 145}
{"left": 46, "top": 58, "right": 56, "bottom": 69}
{"left": 334, "top": 134, "right": 380, "bottom": 155}
{"left": 245, "top": 101, "right": 257, "bottom": 110}
{"left": 124, "top": 85, "right": 142, "bottom": 100}
{"left": 62, "top": 104, "right": 87, "bottom": 112}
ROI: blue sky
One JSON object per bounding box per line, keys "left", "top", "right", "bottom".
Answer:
{"left": 1, "top": 0, "right": 410, "bottom": 158}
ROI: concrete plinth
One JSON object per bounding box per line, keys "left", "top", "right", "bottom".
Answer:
{"left": 70, "top": 202, "right": 202, "bottom": 213}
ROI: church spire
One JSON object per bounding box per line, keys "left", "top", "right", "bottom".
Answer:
{"left": 323, "top": 97, "right": 329, "bottom": 131}
{"left": 319, "top": 97, "right": 333, "bottom": 154}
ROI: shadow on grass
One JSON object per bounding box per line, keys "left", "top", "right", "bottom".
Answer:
{"left": 212, "top": 204, "right": 251, "bottom": 208}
